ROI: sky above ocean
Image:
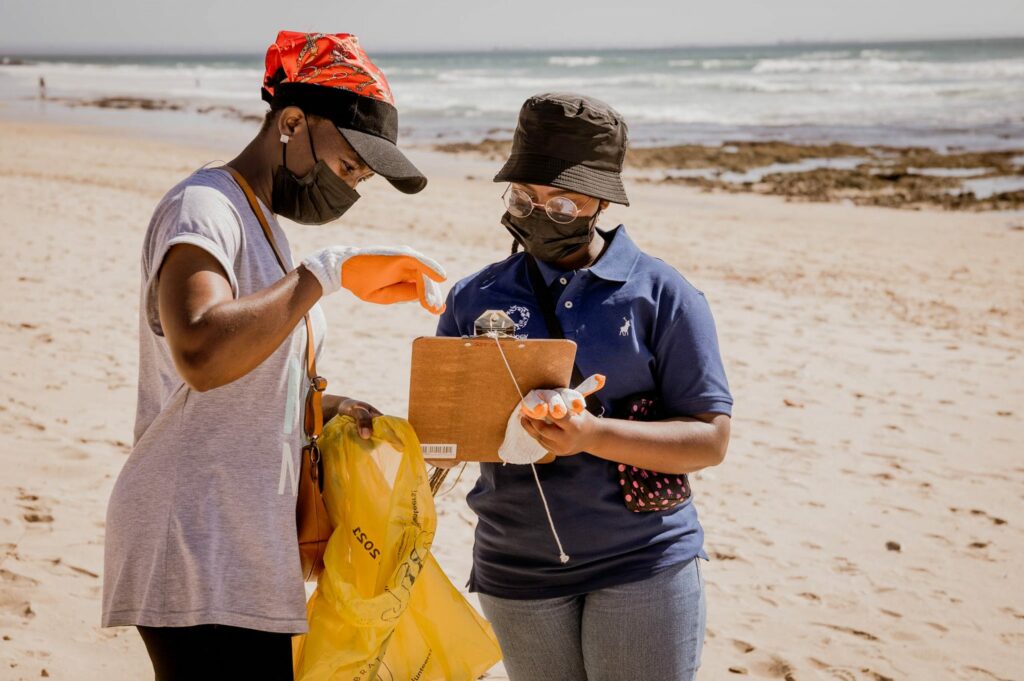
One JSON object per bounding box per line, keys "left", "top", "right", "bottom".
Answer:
{"left": 2, "top": 0, "right": 1023, "bottom": 52}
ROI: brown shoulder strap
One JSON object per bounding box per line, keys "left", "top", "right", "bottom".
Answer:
{"left": 224, "top": 166, "right": 325, "bottom": 440}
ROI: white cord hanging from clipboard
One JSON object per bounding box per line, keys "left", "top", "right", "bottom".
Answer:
{"left": 489, "top": 331, "right": 571, "bottom": 565}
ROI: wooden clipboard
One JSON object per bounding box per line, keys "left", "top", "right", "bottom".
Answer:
{"left": 407, "top": 336, "right": 576, "bottom": 463}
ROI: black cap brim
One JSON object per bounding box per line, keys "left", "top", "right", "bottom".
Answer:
{"left": 338, "top": 127, "right": 427, "bottom": 194}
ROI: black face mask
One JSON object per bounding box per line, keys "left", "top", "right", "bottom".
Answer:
{"left": 271, "top": 123, "right": 360, "bottom": 225}
{"left": 501, "top": 210, "right": 599, "bottom": 262}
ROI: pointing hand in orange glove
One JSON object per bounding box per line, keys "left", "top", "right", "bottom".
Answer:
{"left": 301, "top": 245, "right": 447, "bottom": 314}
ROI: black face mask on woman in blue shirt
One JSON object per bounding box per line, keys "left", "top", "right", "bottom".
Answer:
{"left": 501, "top": 210, "right": 600, "bottom": 263}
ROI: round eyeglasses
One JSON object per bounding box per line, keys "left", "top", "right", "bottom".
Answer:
{"left": 503, "top": 185, "right": 595, "bottom": 224}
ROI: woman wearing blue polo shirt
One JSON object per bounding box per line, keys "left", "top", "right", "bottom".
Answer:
{"left": 435, "top": 93, "right": 732, "bottom": 681}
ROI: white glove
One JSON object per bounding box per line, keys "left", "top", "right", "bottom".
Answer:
{"left": 300, "top": 245, "right": 447, "bottom": 314}
{"left": 498, "top": 405, "right": 549, "bottom": 465}
{"left": 498, "top": 374, "right": 607, "bottom": 465}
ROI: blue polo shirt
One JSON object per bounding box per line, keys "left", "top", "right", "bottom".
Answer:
{"left": 435, "top": 225, "right": 732, "bottom": 599}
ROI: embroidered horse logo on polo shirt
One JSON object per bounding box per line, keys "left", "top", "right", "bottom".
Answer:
{"left": 619, "top": 317, "right": 632, "bottom": 337}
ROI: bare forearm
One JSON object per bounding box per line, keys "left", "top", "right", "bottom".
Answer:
{"left": 586, "top": 416, "right": 729, "bottom": 475}
{"left": 322, "top": 394, "right": 356, "bottom": 418}
{"left": 322, "top": 394, "right": 344, "bottom": 416}
{"left": 180, "top": 266, "right": 322, "bottom": 390}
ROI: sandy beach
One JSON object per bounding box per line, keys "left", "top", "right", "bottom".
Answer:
{"left": 0, "top": 117, "right": 1022, "bottom": 680}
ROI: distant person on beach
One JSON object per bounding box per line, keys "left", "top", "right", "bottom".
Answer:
{"left": 38, "top": 76, "right": 45, "bottom": 99}
{"left": 100, "top": 32, "right": 443, "bottom": 680}
{"left": 436, "top": 93, "right": 733, "bottom": 680}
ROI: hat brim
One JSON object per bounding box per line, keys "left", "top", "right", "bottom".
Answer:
{"left": 493, "top": 153, "right": 629, "bottom": 206}
{"left": 338, "top": 127, "right": 427, "bottom": 194}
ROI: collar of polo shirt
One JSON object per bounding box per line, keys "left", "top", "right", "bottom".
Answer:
{"left": 533, "top": 225, "right": 641, "bottom": 286}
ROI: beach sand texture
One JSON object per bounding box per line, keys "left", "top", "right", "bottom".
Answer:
{"left": 0, "top": 120, "right": 1021, "bottom": 680}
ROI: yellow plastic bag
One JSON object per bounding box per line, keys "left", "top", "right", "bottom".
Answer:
{"left": 292, "top": 415, "right": 502, "bottom": 681}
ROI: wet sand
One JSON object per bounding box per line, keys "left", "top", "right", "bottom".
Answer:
{"left": 0, "top": 119, "right": 1022, "bottom": 680}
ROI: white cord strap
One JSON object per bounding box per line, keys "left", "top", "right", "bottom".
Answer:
{"left": 490, "top": 333, "right": 570, "bottom": 564}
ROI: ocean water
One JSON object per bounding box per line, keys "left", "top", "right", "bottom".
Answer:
{"left": 1, "top": 38, "right": 1023, "bottom": 150}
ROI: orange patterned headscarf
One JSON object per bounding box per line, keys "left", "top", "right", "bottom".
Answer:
{"left": 258, "top": 30, "right": 425, "bottom": 193}
{"left": 262, "top": 31, "right": 394, "bottom": 106}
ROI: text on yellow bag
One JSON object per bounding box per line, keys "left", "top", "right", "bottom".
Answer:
{"left": 292, "top": 415, "right": 501, "bottom": 680}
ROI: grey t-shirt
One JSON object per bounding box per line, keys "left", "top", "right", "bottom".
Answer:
{"left": 102, "top": 168, "right": 326, "bottom": 634}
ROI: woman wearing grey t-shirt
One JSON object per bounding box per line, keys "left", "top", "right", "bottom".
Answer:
{"left": 101, "top": 32, "right": 446, "bottom": 680}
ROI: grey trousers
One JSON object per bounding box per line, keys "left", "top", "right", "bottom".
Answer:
{"left": 478, "top": 557, "right": 706, "bottom": 681}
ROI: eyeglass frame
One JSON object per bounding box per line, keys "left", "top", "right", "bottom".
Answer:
{"left": 502, "top": 184, "right": 598, "bottom": 224}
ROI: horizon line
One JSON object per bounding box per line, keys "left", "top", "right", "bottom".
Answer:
{"left": 1, "top": 33, "right": 1022, "bottom": 59}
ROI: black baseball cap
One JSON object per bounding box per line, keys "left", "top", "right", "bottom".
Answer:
{"left": 262, "top": 32, "right": 427, "bottom": 194}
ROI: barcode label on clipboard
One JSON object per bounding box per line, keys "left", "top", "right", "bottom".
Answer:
{"left": 421, "top": 443, "right": 457, "bottom": 459}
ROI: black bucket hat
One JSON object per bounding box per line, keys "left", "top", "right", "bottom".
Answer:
{"left": 494, "top": 93, "right": 629, "bottom": 205}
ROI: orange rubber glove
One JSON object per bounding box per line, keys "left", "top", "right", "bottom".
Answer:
{"left": 519, "top": 374, "right": 606, "bottom": 420}
{"left": 502, "top": 374, "right": 607, "bottom": 465}
{"left": 301, "top": 245, "right": 446, "bottom": 314}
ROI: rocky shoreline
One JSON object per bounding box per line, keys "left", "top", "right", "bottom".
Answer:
{"left": 35, "top": 97, "right": 1024, "bottom": 210}
{"left": 435, "top": 139, "right": 1024, "bottom": 211}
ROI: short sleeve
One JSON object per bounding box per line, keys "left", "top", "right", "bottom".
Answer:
{"left": 654, "top": 289, "right": 733, "bottom": 417}
{"left": 143, "top": 184, "right": 242, "bottom": 337}
{"left": 435, "top": 286, "right": 462, "bottom": 337}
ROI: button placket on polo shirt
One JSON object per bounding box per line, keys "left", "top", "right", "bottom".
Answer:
{"left": 556, "top": 271, "right": 583, "bottom": 340}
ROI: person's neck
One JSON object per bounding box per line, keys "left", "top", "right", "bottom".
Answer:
{"left": 552, "top": 228, "right": 607, "bottom": 271}
{"left": 226, "top": 134, "right": 276, "bottom": 209}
